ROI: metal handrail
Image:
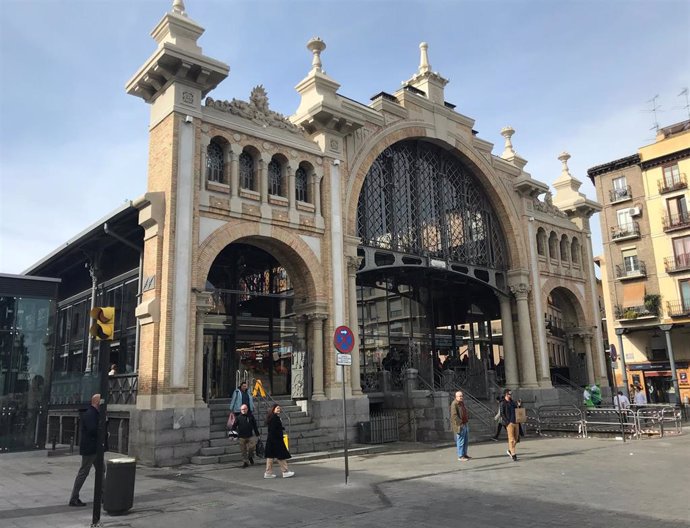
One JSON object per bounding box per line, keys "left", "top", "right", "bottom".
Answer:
{"left": 552, "top": 373, "right": 584, "bottom": 396}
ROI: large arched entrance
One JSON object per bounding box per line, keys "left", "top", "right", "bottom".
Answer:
{"left": 545, "top": 287, "right": 589, "bottom": 386}
{"left": 355, "top": 139, "right": 509, "bottom": 396}
{"left": 203, "top": 243, "right": 300, "bottom": 400}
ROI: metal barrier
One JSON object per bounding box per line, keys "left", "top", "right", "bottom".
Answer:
{"left": 583, "top": 407, "right": 637, "bottom": 438}
{"left": 359, "top": 412, "right": 399, "bottom": 444}
{"left": 536, "top": 405, "right": 586, "bottom": 437}
{"left": 634, "top": 405, "right": 682, "bottom": 437}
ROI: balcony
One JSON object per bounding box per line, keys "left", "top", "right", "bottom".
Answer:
{"left": 662, "top": 211, "right": 690, "bottom": 232}
{"left": 664, "top": 253, "right": 690, "bottom": 273}
{"left": 614, "top": 304, "right": 657, "bottom": 321}
{"left": 658, "top": 173, "right": 687, "bottom": 194}
{"left": 609, "top": 185, "right": 632, "bottom": 203}
{"left": 611, "top": 221, "right": 640, "bottom": 241}
{"left": 615, "top": 261, "right": 647, "bottom": 280}
{"left": 667, "top": 300, "right": 690, "bottom": 318}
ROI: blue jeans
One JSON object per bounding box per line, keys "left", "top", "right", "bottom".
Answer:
{"left": 455, "top": 424, "right": 469, "bottom": 458}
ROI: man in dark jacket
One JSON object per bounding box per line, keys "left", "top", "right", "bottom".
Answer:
{"left": 499, "top": 389, "right": 521, "bottom": 462}
{"left": 69, "top": 394, "right": 102, "bottom": 506}
{"left": 234, "top": 404, "right": 260, "bottom": 468}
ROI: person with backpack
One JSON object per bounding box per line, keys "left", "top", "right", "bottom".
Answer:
{"left": 229, "top": 381, "right": 255, "bottom": 417}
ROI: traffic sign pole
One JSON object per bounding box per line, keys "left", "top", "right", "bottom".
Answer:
{"left": 333, "top": 326, "right": 354, "bottom": 485}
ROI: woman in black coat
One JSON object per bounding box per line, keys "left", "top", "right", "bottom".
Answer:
{"left": 264, "top": 404, "right": 294, "bottom": 478}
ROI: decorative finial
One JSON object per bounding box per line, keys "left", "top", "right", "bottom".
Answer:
{"left": 558, "top": 151, "right": 572, "bottom": 177}
{"left": 172, "top": 0, "right": 187, "bottom": 16}
{"left": 500, "top": 126, "right": 516, "bottom": 158}
{"left": 419, "top": 42, "right": 430, "bottom": 74}
{"left": 307, "top": 37, "right": 326, "bottom": 72}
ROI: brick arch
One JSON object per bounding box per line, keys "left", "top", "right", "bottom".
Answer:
{"left": 344, "top": 123, "right": 527, "bottom": 270}
{"left": 196, "top": 221, "right": 325, "bottom": 302}
{"left": 541, "top": 278, "right": 589, "bottom": 326}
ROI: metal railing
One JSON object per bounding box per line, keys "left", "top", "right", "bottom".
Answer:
{"left": 658, "top": 173, "right": 687, "bottom": 194}
{"left": 664, "top": 253, "right": 690, "bottom": 273}
{"left": 536, "top": 405, "right": 586, "bottom": 436}
{"left": 360, "top": 412, "right": 399, "bottom": 444}
{"left": 615, "top": 261, "right": 647, "bottom": 279}
{"left": 611, "top": 221, "right": 640, "bottom": 240}
{"left": 609, "top": 185, "right": 632, "bottom": 203}
{"left": 667, "top": 300, "right": 690, "bottom": 318}
{"left": 108, "top": 373, "right": 138, "bottom": 405}
{"left": 662, "top": 211, "right": 690, "bottom": 232}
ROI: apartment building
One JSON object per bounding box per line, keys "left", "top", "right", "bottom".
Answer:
{"left": 589, "top": 120, "right": 690, "bottom": 405}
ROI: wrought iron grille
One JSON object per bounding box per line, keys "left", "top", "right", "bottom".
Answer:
{"left": 268, "top": 159, "right": 282, "bottom": 196}
{"left": 206, "top": 142, "right": 224, "bottom": 183}
{"left": 239, "top": 152, "right": 254, "bottom": 190}
{"left": 295, "top": 167, "right": 308, "bottom": 202}
{"left": 357, "top": 140, "right": 507, "bottom": 269}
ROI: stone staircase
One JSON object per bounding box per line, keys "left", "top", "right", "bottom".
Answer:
{"left": 190, "top": 397, "right": 343, "bottom": 465}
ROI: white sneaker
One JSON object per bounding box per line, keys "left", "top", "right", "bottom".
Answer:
{"left": 282, "top": 471, "right": 295, "bottom": 478}
{"left": 264, "top": 473, "right": 277, "bottom": 479}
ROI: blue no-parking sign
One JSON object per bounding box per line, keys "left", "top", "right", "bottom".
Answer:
{"left": 333, "top": 325, "right": 355, "bottom": 354}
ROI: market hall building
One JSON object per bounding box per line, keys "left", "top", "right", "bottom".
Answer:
{"left": 17, "top": 1, "right": 607, "bottom": 463}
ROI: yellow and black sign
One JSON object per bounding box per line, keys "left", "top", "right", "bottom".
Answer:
{"left": 89, "top": 307, "right": 115, "bottom": 341}
{"left": 252, "top": 379, "right": 267, "bottom": 398}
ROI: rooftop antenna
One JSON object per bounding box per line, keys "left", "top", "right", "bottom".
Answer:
{"left": 676, "top": 87, "right": 689, "bottom": 120}
{"left": 647, "top": 94, "right": 661, "bottom": 133}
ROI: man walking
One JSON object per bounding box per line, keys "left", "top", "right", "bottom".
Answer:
{"left": 450, "top": 391, "right": 470, "bottom": 461}
{"left": 234, "top": 404, "right": 260, "bottom": 468}
{"left": 69, "top": 393, "right": 102, "bottom": 506}
{"left": 500, "top": 389, "right": 521, "bottom": 462}
{"left": 613, "top": 390, "right": 630, "bottom": 410}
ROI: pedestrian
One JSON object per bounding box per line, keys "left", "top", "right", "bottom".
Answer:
{"left": 613, "top": 390, "right": 630, "bottom": 411}
{"left": 450, "top": 390, "right": 470, "bottom": 461}
{"left": 234, "top": 404, "right": 260, "bottom": 468}
{"left": 499, "top": 388, "right": 521, "bottom": 462}
{"left": 491, "top": 396, "right": 504, "bottom": 441}
{"left": 69, "top": 393, "right": 103, "bottom": 507}
{"left": 229, "top": 381, "right": 255, "bottom": 418}
{"left": 108, "top": 364, "right": 118, "bottom": 376}
{"left": 263, "top": 404, "right": 294, "bottom": 478}
{"left": 634, "top": 386, "right": 647, "bottom": 405}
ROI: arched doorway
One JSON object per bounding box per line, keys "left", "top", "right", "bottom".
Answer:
{"left": 545, "top": 287, "right": 588, "bottom": 386}
{"left": 203, "top": 243, "right": 300, "bottom": 400}
{"left": 355, "top": 139, "right": 508, "bottom": 396}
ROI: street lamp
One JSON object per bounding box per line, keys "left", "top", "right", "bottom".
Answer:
{"left": 658, "top": 324, "right": 680, "bottom": 405}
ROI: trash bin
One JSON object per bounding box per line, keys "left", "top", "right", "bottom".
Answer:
{"left": 104, "top": 457, "right": 136, "bottom": 515}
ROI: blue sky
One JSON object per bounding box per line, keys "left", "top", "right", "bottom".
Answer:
{"left": 1, "top": 0, "right": 688, "bottom": 274}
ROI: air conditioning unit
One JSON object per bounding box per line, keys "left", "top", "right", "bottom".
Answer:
{"left": 629, "top": 206, "right": 641, "bottom": 217}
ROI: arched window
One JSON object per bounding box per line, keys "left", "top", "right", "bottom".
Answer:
{"left": 571, "top": 238, "right": 581, "bottom": 265}
{"left": 239, "top": 151, "right": 255, "bottom": 190}
{"left": 296, "top": 165, "right": 309, "bottom": 203}
{"left": 560, "top": 235, "right": 569, "bottom": 261}
{"left": 548, "top": 232, "right": 558, "bottom": 260}
{"left": 206, "top": 141, "right": 224, "bottom": 183}
{"left": 536, "top": 227, "right": 547, "bottom": 256}
{"left": 268, "top": 159, "right": 282, "bottom": 196}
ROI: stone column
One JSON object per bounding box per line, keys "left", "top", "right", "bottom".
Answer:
{"left": 194, "top": 292, "right": 213, "bottom": 405}
{"left": 258, "top": 154, "right": 269, "bottom": 202}
{"left": 498, "top": 294, "right": 519, "bottom": 387}
{"left": 291, "top": 314, "right": 308, "bottom": 399}
{"left": 510, "top": 283, "right": 539, "bottom": 388}
{"left": 229, "top": 145, "right": 242, "bottom": 198}
{"left": 347, "top": 255, "right": 363, "bottom": 396}
{"left": 581, "top": 333, "right": 595, "bottom": 386}
{"left": 313, "top": 168, "right": 323, "bottom": 218}
{"left": 309, "top": 313, "right": 327, "bottom": 400}
{"left": 287, "top": 164, "right": 296, "bottom": 211}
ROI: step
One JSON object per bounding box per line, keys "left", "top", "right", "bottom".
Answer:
{"left": 210, "top": 430, "right": 228, "bottom": 440}
{"left": 190, "top": 455, "right": 219, "bottom": 465}
{"left": 200, "top": 446, "right": 226, "bottom": 456}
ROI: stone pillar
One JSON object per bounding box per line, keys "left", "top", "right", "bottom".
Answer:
{"left": 313, "top": 169, "right": 322, "bottom": 218}
{"left": 292, "top": 315, "right": 308, "bottom": 399}
{"left": 194, "top": 292, "right": 213, "bottom": 405}
{"left": 510, "top": 282, "right": 539, "bottom": 388}
{"left": 347, "top": 255, "right": 363, "bottom": 396}
{"left": 499, "top": 294, "right": 519, "bottom": 387}
{"left": 309, "top": 313, "right": 327, "bottom": 400}
{"left": 287, "top": 164, "right": 296, "bottom": 211}
{"left": 581, "top": 333, "right": 595, "bottom": 386}
{"left": 259, "top": 154, "right": 269, "bottom": 202}
{"left": 229, "top": 145, "right": 241, "bottom": 198}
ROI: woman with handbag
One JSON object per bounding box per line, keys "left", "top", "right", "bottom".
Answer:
{"left": 263, "top": 404, "right": 294, "bottom": 479}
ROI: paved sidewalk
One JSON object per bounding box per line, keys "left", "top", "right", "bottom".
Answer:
{"left": 0, "top": 434, "right": 688, "bottom": 527}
